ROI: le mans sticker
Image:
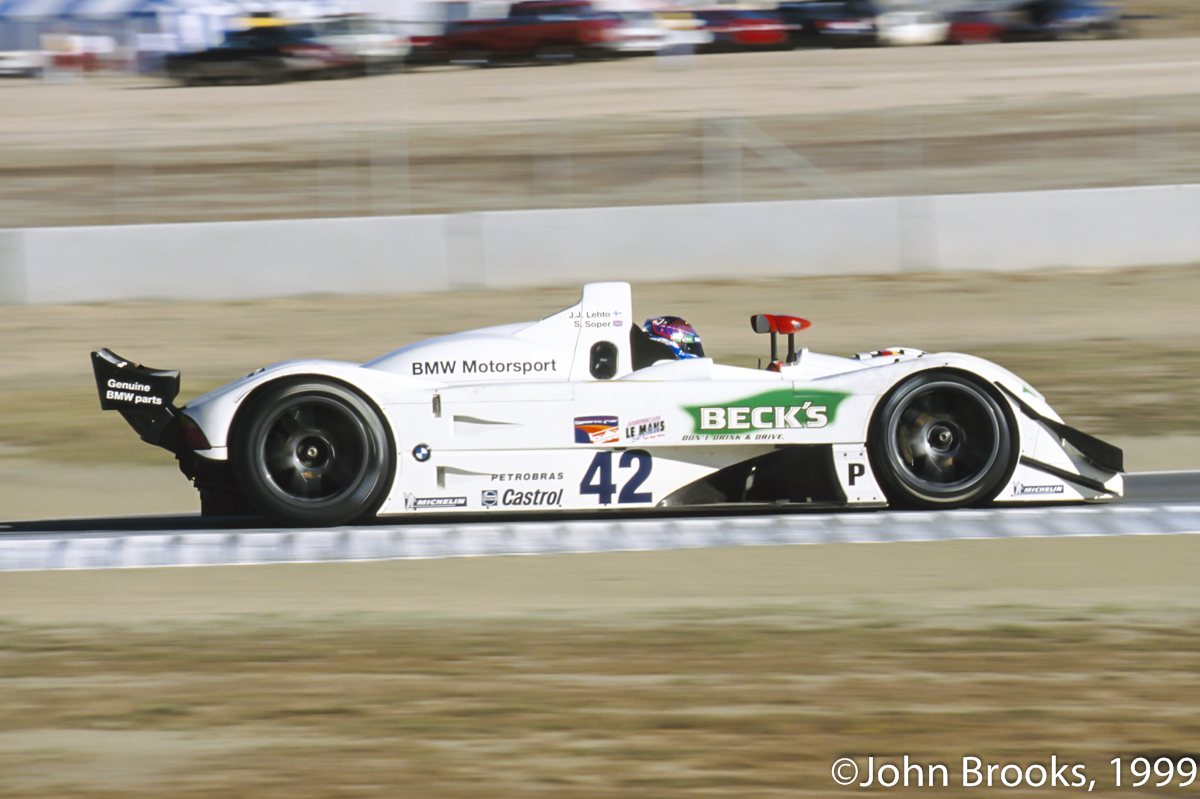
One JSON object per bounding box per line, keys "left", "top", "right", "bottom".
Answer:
{"left": 625, "top": 416, "right": 665, "bottom": 443}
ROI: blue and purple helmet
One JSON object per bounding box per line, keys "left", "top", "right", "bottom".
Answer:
{"left": 643, "top": 316, "right": 704, "bottom": 359}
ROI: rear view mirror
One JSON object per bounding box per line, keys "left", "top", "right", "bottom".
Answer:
{"left": 590, "top": 340, "right": 618, "bottom": 380}
{"left": 749, "top": 314, "right": 811, "bottom": 366}
{"left": 751, "top": 314, "right": 776, "bottom": 334}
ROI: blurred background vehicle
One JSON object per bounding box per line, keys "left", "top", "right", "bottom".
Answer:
{"left": 599, "top": 10, "right": 711, "bottom": 55}
{"left": 1025, "top": 0, "right": 1126, "bottom": 38}
{"left": 164, "top": 20, "right": 342, "bottom": 85}
{"left": 0, "top": 0, "right": 1138, "bottom": 80}
{"left": 948, "top": 0, "right": 1125, "bottom": 44}
{"left": 418, "top": 0, "right": 620, "bottom": 66}
{"left": 945, "top": 8, "right": 1015, "bottom": 42}
{"left": 162, "top": 13, "right": 406, "bottom": 84}
{"left": 776, "top": 0, "right": 881, "bottom": 48}
{"left": 651, "top": 9, "right": 716, "bottom": 51}
{"left": 0, "top": 47, "right": 43, "bottom": 75}
{"left": 40, "top": 30, "right": 117, "bottom": 70}
{"left": 598, "top": 9, "right": 662, "bottom": 55}
{"left": 309, "top": 14, "right": 409, "bottom": 73}
{"left": 876, "top": 8, "right": 949, "bottom": 45}
{"left": 692, "top": 8, "right": 789, "bottom": 52}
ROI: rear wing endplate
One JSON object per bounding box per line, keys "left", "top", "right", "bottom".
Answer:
{"left": 91, "top": 348, "right": 183, "bottom": 452}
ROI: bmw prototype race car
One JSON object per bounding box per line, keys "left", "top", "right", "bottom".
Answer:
{"left": 92, "top": 282, "right": 1122, "bottom": 526}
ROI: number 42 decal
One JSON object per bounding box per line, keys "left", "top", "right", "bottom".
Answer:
{"left": 580, "top": 450, "right": 652, "bottom": 505}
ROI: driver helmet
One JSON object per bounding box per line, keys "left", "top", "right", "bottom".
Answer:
{"left": 643, "top": 316, "right": 704, "bottom": 359}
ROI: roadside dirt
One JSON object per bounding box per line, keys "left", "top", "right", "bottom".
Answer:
{"left": 0, "top": 535, "right": 1197, "bottom": 797}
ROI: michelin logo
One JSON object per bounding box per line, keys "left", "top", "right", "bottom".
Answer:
{"left": 411, "top": 496, "right": 468, "bottom": 509}
{"left": 1014, "top": 483, "right": 1065, "bottom": 496}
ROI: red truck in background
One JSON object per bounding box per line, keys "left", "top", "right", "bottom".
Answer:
{"left": 412, "top": 0, "right": 621, "bottom": 65}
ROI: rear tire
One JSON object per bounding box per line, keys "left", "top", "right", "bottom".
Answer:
{"left": 868, "top": 371, "right": 1016, "bottom": 509}
{"left": 232, "top": 379, "right": 394, "bottom": 526}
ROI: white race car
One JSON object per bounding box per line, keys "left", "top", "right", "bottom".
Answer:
{"left": 92, "top": 282, "right": 1123, "bottom": 526}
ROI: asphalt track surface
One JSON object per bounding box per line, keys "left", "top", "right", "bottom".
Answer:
{"left": 2, "top": 471, "right": 1196, "bottom": 536}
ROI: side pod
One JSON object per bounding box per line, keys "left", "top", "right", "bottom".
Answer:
{"left": 91, "top": 348, "right": 184, "bottom": 453}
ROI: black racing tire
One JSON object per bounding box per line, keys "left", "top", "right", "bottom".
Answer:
{"left": 868, "top": 371, "right": 1016, "bottom": 509}
{"left": 232, "top": 379, "right": 394, "bottom": 526}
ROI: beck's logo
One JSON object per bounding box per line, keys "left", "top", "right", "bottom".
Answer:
{"left": 685, "top": 389, "right": 848, "bottom": 435}
{"left": 700, "top": 404, "right": 828, "bottom": 430}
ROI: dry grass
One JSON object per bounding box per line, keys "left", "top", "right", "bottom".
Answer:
{"left": 970, "top": 341, "right": 1200, "bottom": 438}
{"left": 0, "top": 379, "right": 230, "bottom": 465}
{"left": 6, "top": 93, "right": 1200, "bottom": 227}
{"left": 0, "top": 609, "right": 1197, "bottom": 797}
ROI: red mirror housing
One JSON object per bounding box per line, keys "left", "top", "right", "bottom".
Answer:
{"left": 774, "top": 315, "right": 811, "bottom": 335}
{"left": 750, "top": 314, "right": 811, "bottom": 335}
{"left": 750, "top": 315, "right": 811, "bottom": 367}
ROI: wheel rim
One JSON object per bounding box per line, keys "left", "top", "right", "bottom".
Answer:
{"left": 884, "top": 380, "right": 1003, "bottom": 497}
{"left": 256, "top": 396, "right": 372, "bottom": 506}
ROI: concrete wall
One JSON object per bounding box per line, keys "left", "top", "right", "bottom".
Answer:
{"left": 3, "top": 183, "right": 1199, "bottom": 305}
{"left": 0, "top": 215, "right": 451, "bottom": 304}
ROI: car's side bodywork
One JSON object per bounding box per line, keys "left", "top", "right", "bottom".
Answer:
{"left": 93, "top": 282, "right": 1122, "bottom": 524}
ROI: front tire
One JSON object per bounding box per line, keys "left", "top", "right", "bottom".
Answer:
{"left": 232, "top": 379, "right": 394, "bottom": 526}
{"left": 868, "top": 371, "right": 1016, "bottom": 509}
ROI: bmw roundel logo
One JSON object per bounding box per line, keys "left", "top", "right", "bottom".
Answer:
{"left": 412, "top": 444, "right": 432, "bottom": 462}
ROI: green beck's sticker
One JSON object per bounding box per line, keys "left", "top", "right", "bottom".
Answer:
{"left": 684, "top": 388, "right": 849, "bottom": 435}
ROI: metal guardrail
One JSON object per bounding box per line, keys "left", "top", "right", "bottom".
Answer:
{"left": 1, "top": 504, "right": 1198, "bottom": 571}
